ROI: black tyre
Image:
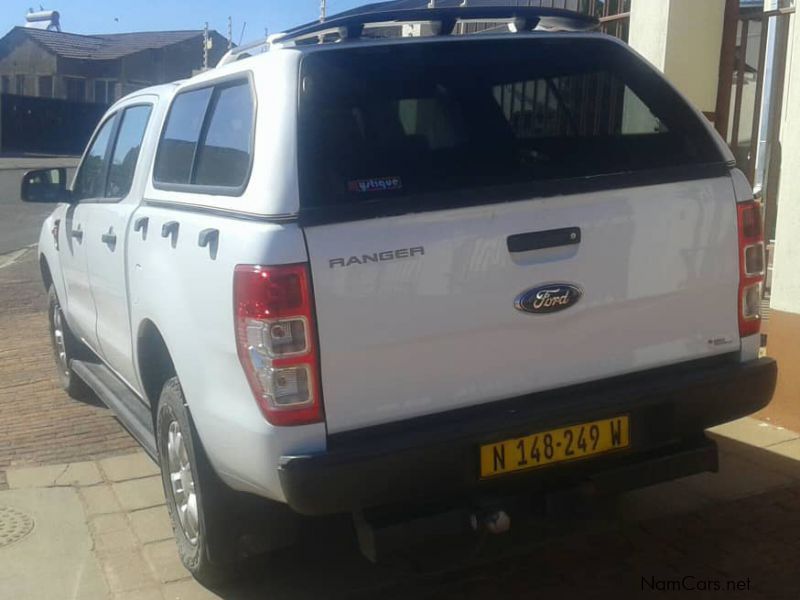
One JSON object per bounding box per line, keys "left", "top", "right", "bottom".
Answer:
{"left": 47, "top": 285, "right": 90, "bottom": 399}
{"left": 156, "top": 376, "right": 238, "bottom": 585}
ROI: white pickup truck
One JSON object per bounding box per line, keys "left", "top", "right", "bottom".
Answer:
{"left": 23, "top": 5, "right": 777, "bottom": 584}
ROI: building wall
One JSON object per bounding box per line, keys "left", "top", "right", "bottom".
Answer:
{"left": 157, "top": 33, "right": 227, "bottom": 81}
{"left": 629, "top": 0, "right": 725, "bottom": 114}
{"left": 1, "top": 31, "right": 228, "bottom": 103}
{"left": 758, "top": 12, "right": 799, "bottom": 427}
{"left": 118, "top": 33, "right": 227, "bottom": 96}
{"left": 57, "top": 56, "right": 120, "bottom": 102}
{"left": 0, "top": 37, "right": 57, "bottom": 95}
{"left": 628, "top": 0, "right": 670, "bottom": 71}
{"left": 771, "top": 14, "right": 800, "bottom": 314}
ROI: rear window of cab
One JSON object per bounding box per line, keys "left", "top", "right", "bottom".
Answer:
{"left": 153, "top": 75, "right": 255, "bottom": 195}
{"left": 297, "top": 37, "right": 725, "bottom": 212}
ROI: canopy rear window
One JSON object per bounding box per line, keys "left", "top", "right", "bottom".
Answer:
{"left": 297, "top": 37, "right": 724, "bottom": 211}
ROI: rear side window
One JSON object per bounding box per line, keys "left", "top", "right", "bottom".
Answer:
{"left": 154, "top": 88, "right": 212, "bottom": 184}
{"left": 153, "top": 78, "right": 254, "bottom": 193}
{"left": 194, "top": 83, "right": 254, "bottom": 187}
{"left": 298, "top": 38, "right": 724, "bottom": 210}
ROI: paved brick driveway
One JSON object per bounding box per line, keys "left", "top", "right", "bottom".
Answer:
{"left": 2, "top": 247, "right": 800, "bottom": 599}
{"left": 0, "top": 249, "right": 138, "bottom": 490}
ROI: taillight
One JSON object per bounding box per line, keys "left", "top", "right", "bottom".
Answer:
{"left": 737, "top": 201, "right": 765, "bottom": 338}
{"left": 234, "top": 264, "right": 323, "bottom": 426}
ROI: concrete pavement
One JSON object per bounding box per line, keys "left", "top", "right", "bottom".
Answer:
{"left": 3, "top": 417, "right": 800, "bottom": 599}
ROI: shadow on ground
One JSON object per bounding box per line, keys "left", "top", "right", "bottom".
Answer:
{"left": 204, "top": 436, "right": 800, "bottom": 599}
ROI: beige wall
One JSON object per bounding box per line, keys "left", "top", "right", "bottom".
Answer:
{"left": 771, "top": 13, "right": 800, "bottom": 314}
{"left": 629, "top": 0, "right": 726, "bottom": 114}
{"left": 0, "top": 37, "right": 57, "bottom": 95}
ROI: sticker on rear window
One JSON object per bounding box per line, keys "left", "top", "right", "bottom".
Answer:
{"left": 347, "top": 177, "right": 403, "bottom": 193}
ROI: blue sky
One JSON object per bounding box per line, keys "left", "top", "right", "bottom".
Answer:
{"left": 0, "top": 1, "right": 372, "bottom": 40}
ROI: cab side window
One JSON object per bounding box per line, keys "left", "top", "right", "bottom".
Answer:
{"left": 73, "top": 103, "right": 153, "bottom": 202}
{"left": 153, "top": 77, "right": 254, "bottom": 194}
{"left": 106, "top": 105, "right": 153, "bottom": 199}
{"left": 73, "top": 115, "right": 117, "bottom": 201}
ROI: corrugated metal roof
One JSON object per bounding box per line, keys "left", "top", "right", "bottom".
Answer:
{"left": 16, "top": 27, "right": 205, "bottom": 60}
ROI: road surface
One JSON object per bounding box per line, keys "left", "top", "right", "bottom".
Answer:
{"left": 0, "top": 157, "right": 78, "bottom": 255}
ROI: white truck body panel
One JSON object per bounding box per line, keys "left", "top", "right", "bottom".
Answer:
{"left": 306, "top": 177, "right": 742, "bottom": 433}
{"left": 126, "top": 206, "right": 325, "bottom": 498}
{"left": 84, "top": 94, "right": 163, "bottom": 389}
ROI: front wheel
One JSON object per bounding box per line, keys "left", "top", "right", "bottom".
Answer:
{"left": 47, "top": 285, "right": 90, "bottom": 399}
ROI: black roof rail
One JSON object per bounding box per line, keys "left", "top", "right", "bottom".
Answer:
{"left": 273, "top": 3, "right": 600, "bottom": 45}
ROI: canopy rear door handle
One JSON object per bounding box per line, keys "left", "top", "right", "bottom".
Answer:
{"left": 133, "top": 216, "right": 149, "bottom": 237}
{"left": 507, "top": 227, "right": 581, "bottom": 253}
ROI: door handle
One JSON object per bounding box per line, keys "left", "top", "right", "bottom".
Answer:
{"left": 198, "top": 228, "right": 219, "bottom": 248}
{"left": 161, "top": 221, "right": 179, "bottom": 248}
{"left": 198, "top": 228, "right": 219, "bottom": 259}
{"left": 507, "top": 227, "right": 581, "bottom": 253}
{"left": 70, "top": 228, "right": 83, "bottom": 242}
{"left": 133, "top": 216, "right": 149, "bottom": 238}
{"left": 101, "top": 230, "right": 117, "bottom": 246}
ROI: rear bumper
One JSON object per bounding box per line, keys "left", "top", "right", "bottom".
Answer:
{"left": 278, "top": 355, "right": 777, "bottom": 515}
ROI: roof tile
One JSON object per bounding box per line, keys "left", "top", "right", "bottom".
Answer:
{"left": 18, "top": 27, "right": 206, "bottom": 60}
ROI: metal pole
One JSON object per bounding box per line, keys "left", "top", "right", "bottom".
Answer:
{"left": 203, "top": 22, "right": 209, "bottom": 70}
{"left": 228, "top": 16, "right": 233, "bottom": 50}
{"left": 320, "top": 0, "right": 326, "bottom": 22}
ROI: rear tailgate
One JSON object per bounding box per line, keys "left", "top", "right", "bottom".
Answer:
{"left": 305, "top": 179, "right": 740, "bottom": 433}
{"left": 296, "top": 36, "right": 739, "bottom": 434}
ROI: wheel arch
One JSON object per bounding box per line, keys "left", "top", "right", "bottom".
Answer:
{"left": 136, "top": 318, "right": 177, "bottom": 427}
{"left": 39, "top": 254, "right": 53, "bottom": 291}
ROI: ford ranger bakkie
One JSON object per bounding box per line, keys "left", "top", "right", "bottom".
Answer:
{"left": 23, "top": 4, "right": 776, "bottom": 583}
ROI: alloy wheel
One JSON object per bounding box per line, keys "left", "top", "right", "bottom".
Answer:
{"left": 167, "top": 420, "right": 199, "bottom": 545}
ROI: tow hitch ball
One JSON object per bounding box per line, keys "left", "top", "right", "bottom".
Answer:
{"left": 470, "top": 509, "right": 511, "bottom": 534}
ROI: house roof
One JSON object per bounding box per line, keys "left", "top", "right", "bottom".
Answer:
{"left": 4, "top": 27, "right": 213, "bottom": 60}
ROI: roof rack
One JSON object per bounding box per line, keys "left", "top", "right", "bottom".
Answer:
{"left": 217, "top": 33, "right": 284, "bottom": 67}
{"left": 216, "top": 4, "right": 600, "bottom": 66}
{"left": 273, "top": 4, "right": 599, "bottom": 46}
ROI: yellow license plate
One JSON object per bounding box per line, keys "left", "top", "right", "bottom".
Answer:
{"left": 480, "top": 416, "right": 630, "bottom": 479}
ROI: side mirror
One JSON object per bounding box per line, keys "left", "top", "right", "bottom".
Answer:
{"left": 20, "top": 168, "right": 72, "bottom": 203}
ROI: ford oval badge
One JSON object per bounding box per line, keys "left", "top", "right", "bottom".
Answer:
{"left": 514, "top": 283, "right": 583, "bottom": 314}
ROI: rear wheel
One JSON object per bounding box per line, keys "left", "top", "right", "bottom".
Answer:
{"left": 47, "top": 285, "right": 90, "bottom": 399}
{"left": 156, "top": 376, "right": 237, "bottom": 585}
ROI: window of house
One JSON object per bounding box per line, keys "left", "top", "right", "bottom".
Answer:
{"left": 106, "top": 105, "right": 152, "bottom": 198}
{"left": 1, "top": 76, "right": 9, "bottom": 93}
{"left": 38, "top": 76, "right": 53, "bottom": 98}
{"left": 153, "top": 79, "right": 254, "bottom": 191}
{"left": 65, "top": 77, "right": 86, "bottom": 102}
{"left": 72, "top": 115, "right": 117, "bottom": 200}
{"left": 94, "top": 80, "right": 116, "bottom": 104}
{"left": 15, "top": 75, "right": 25, "bottom": 95}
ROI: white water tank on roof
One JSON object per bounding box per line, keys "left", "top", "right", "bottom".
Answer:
{"left": 24, "top": 10, "right": 61, "bottom": 32}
